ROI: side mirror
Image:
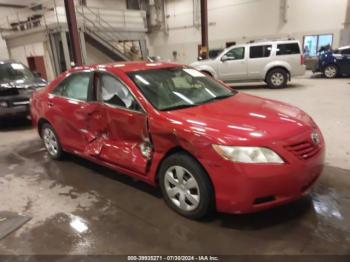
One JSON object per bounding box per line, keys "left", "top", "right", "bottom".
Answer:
{"left": 221, "top": 55, "right": 234, "bottom": 62}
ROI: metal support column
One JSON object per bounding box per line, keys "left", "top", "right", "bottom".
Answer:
{"left": 61, "top": 31, "right": 72, "bottom": 70}
{"left": 79, "top": 30, "right": 88, "bottom": 64}
{"left": 200, "top": 0, "right": 208, "bottom": 59}
{"left": 64, "top": 0, "right": 83, "bottom": 66}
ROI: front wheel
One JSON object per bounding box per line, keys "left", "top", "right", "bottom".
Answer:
{"left": 159, "top": 153, "right": 214, "bottom": 219}
{"left": 41, "top": 123, "right": 64, "bottom": 160}
{"left": 266, "top": 68, "right": 288, "bottom": 88}
{"left": 323, "top": 65, "right": 338, "bottom": 78}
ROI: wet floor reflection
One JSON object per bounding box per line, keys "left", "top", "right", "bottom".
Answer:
{"left": 0, "top": 140, "right": 349, "bottom": 254}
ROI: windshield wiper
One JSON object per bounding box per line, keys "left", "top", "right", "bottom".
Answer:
{"left": 199, "top": 94, "right": 233, "bottom": 105}
{"left": 163, "top": 104, "right": 197, "bottom": 111}
{"left": 162, "top": 94, "right": 234, "bottom": 111}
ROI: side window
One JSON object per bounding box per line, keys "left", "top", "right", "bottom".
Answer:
{"left": 276, "top": 43, "right": 300, "bottom": 56}
{"left": 225, "top": 47, "right": 245, "bottom": 60}
{"left": 250, "top": 45, "right": 272, "bottom": 59}
{"left": 52, "top": 72, "right": 91, "bottom": 101}
{"left": 99, "top": 73, "right": 140, "bottom": 111}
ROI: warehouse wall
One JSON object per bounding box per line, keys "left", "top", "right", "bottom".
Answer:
{"left": 85, "top": 42, "right": 114, "bottom": 65}
{"left": 83, "top": 0, "right": 127, "bottom": 9}
{"left": 9, "top": 41, "right": 55, "bottom": 81}
{"left": 0, "top": 6, "right": 21, "bottom": 59}
{"left": 147, "top": 0, "right": 348, "bottom": 64}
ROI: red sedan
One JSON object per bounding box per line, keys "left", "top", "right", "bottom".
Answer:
{"left": 30, "top": 62, "right": 325, "bottom": 219}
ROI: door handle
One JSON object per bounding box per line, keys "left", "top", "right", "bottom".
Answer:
{"left": 48, "top": 101, "right": 54, "bottom": 107}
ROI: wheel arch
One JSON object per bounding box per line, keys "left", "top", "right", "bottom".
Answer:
{"left": 154, "top": 147, "right": 215, "bottom": 194}
{"left": 323, "top": 63, "right": 339, "bottom": 70}
{"left": 265, "top": 66, "right": 290, "bottom": 82}
{"left": 200, "top": 70, "right": 213, "bottom": 77}
{"left": 37, "top": 118, "right": 52, "bottom": 137}
{"left": 193, "top": 65, "right": 217, "bottom": 78}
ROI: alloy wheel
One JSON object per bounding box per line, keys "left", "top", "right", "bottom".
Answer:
{"left": 324, "top": 66, "right": 337, "bottom": 78}
{"left": 271, "top": 72, "right": 285, "bottom": 87}
{"left": 43, "top": 128, "right": 58, "bottom": 157}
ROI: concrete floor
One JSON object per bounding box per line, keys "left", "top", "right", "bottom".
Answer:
{"left": 0, "top": 72, "right": 349, "bottom": 255}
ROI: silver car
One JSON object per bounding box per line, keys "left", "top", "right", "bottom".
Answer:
{"left": 191, "top": 40, "right": 306, "bottom": 88}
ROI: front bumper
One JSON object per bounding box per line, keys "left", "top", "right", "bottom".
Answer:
{"left": 201, "top": 133, "right": 325, "bottom": 214}
{"left": 312, "top": 63, "right": 321, "bottom": 73}
{"left": 0, "top": 91, "right": 32, "bottom": 117}
{"left": 0, "top": 104, "right": 29, "bottom": 117}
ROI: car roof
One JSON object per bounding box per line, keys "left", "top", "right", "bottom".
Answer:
{"left": 246, "top": 40, "right": 300, "bottom": 46}
{"left": 221, "top": 40, "right": 300, "bottom": 51}
{"left": 0, "top": 59, "right": 20, "bottom": 64}
{"left": 338, "top": 45, "right": 350, "bottom": 50}
{"left": 93, "top": 61, "right": 182, "bottom": 73}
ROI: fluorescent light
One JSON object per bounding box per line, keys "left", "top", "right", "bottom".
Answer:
{"left": 70, "top": 216, "right": 88, "bottom": 234}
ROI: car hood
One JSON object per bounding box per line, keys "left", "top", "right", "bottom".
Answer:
{"left": 190, "top": 59, "right": 216, "bottom": 67}
{"left": 164, "top": 93, "right": 315, "bottom": 145}
{"left": 0, "top": 78, "right": 47, "bottom": 89}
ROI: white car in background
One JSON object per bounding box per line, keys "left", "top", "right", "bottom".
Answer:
{"left": 191, "top": 40, "right": 306, "bottom": 88}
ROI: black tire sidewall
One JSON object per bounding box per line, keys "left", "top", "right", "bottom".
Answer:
{"left": 267, "top": 69, "right": 288, "bottom": 88}
{"left": 41, "top": 123, "right": 63, "bottom": 160}
{"left": 158, "top": 153, "right": 214, "bottom": 219}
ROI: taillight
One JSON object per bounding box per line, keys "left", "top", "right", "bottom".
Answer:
{"left": 300, "top": 54, "right": 305, "bottom": 65}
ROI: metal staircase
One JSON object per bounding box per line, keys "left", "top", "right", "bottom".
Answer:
{"left": 76, "top": 6, "right": 141, "bottom": 61}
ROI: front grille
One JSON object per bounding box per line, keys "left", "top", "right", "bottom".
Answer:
{"left": 0, "top": 88, "right": 19, "bottom": 96}
{"left": 8, "top": 99, "right": 30, "bottom": 107}
{"left": 285, "top": 141, "right": 320, "bottom": 160}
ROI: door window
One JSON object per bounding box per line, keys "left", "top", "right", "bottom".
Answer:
{"left": 99, "top": 73, "right": 140, "bottom": 111}
{"left": 224, "top": 47, "right": 245, "bottom": 60}
{"left": 52, "top": 72, "right": 91, "bottom": 101}
{"left": 249, "top": 45, "right": 272, "bottom": 58}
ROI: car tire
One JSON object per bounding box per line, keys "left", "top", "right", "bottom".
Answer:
{"left": 41, "top": 123, "right": 64, "bottom": 160}
{"left": 266, "top": 68, "right": 288, "bottom": 89}
{"left": 159, "top": 152, "right": 214, "bottom": 219}
{"left": 323, "top": 65, "right": 338, "bottom": 79}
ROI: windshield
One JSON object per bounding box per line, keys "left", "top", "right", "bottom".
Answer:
{"left": 128, "top": 67, "right": 236, "bottom": 111}
{"left": 0, "top": 62, "right": 35, "bottom": 83}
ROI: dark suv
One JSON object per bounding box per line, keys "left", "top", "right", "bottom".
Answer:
{"left": 313, "top": 46, "right": 350, "bottom": 78}
{"left": 0, "top": 60, "right": 47, "bottom": 118}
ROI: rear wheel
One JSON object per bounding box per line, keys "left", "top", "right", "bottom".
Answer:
{"left": 159, "top": 153, "right": 214, "bottom": 219}
{"left": 323, "top": 65, "right": 338, "bottom": 78}
{"left": 41, "top": 123, "right": 64, "bottom": 160}
{"left": 266, "top": 68, "right": 288, "bottom": 88}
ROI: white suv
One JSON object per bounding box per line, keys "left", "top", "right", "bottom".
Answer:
{"left": 191, "top": 40, "right": 306, "bottom": 88}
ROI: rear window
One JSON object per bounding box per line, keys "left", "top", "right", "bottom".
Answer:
{"left": 250, "top": 45, "right": 272, "bottom": 58}
{"left": 276, "top": 43, "right": 300, "bottom": 55}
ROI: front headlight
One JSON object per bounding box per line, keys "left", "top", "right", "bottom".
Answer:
{"left": 212, "top": 145, "right": 284, "bottom": 164}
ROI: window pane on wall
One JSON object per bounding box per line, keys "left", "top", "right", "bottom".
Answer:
{"left": 303, "top": 35, "right": 317, "bottom": 57}
{"left": 317, "top": 34, "right": 333, "bottom": 52}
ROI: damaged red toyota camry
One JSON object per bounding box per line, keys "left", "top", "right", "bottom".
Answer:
{"left": 30, "top": 62, "right": 325, "bottom": 219}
